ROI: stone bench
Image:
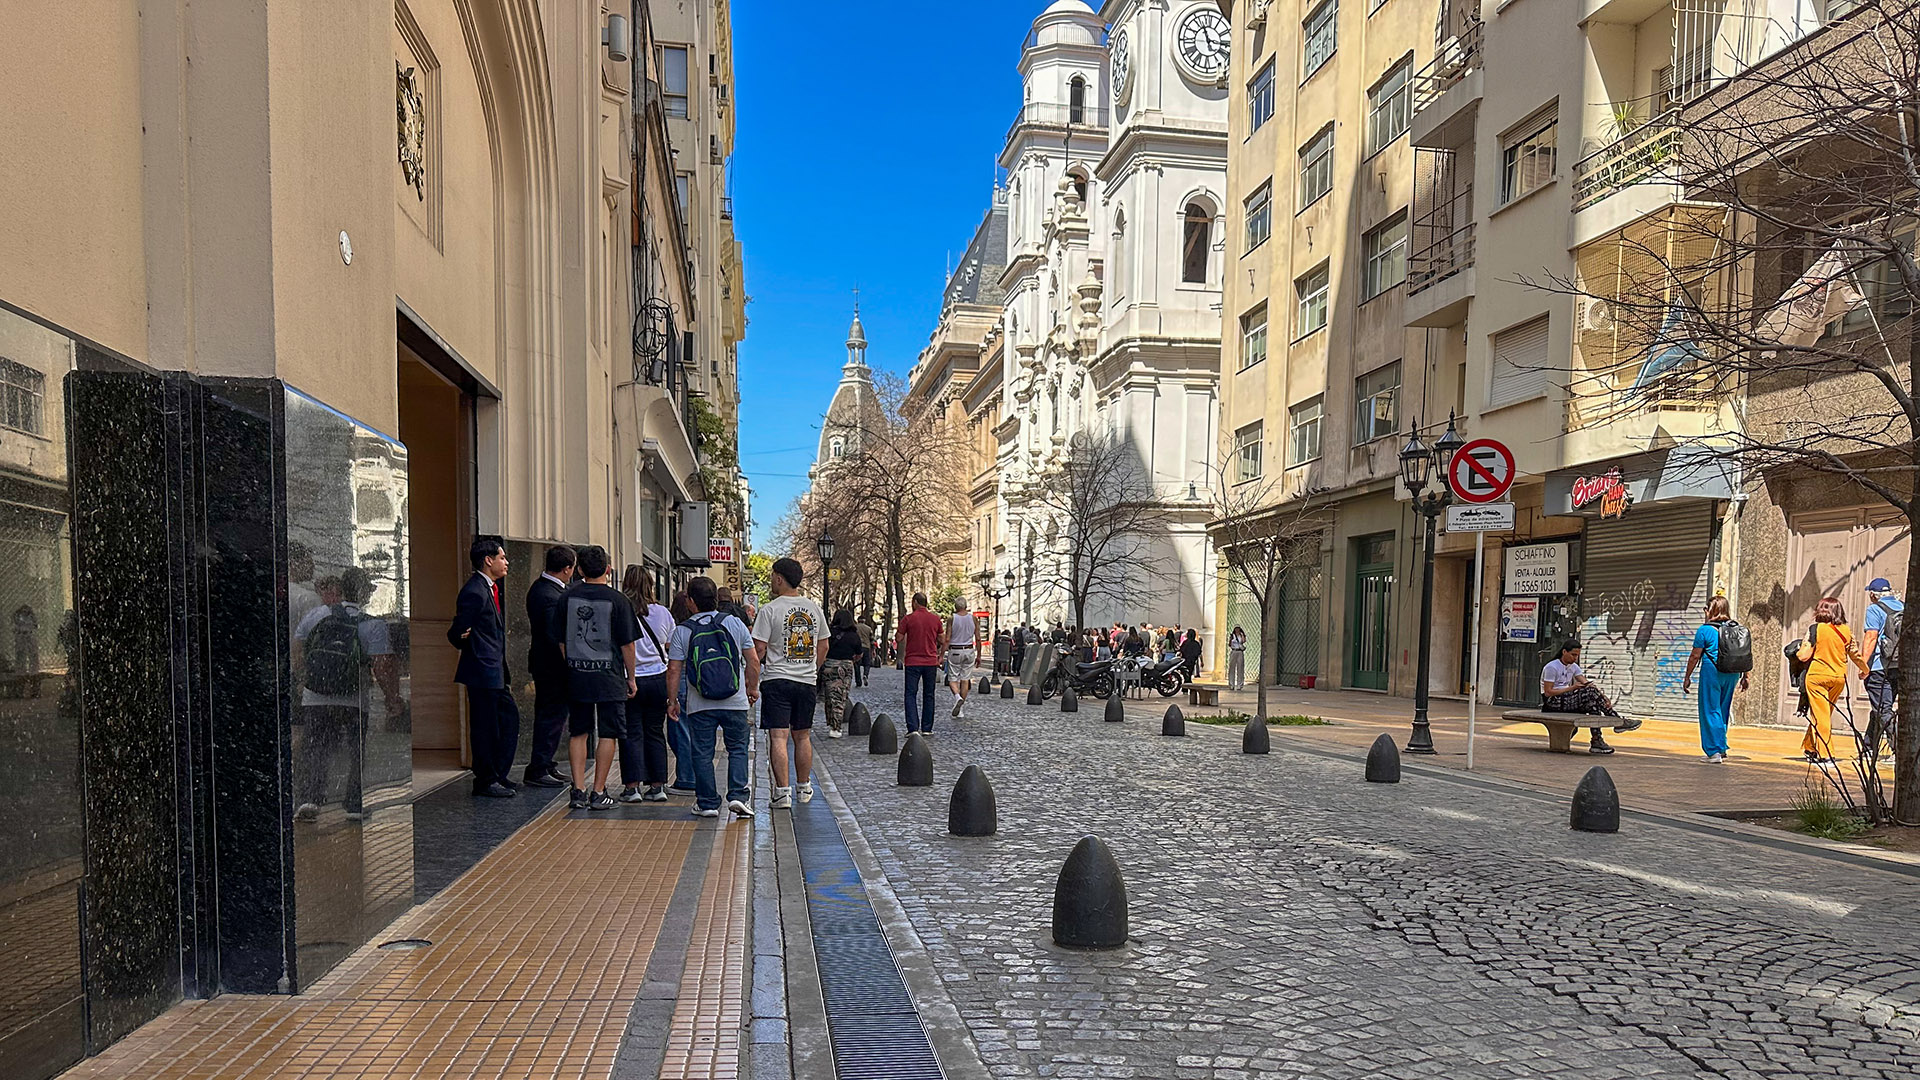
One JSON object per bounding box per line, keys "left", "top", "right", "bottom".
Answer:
{"left": 1501, "top": 709, "right": 1601, "bottom": 753}
{"left": 1187, "top": 682, "right": 1225, "bottom": 707}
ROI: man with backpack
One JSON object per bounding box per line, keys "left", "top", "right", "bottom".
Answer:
{"left": 752, "top": 557, "right": 826, "bottom": 809}
{"left": 1863, "top": 577, "right": 1903, "bottom": 753}
{"left": 551, "top": 545, "right": 641, "bottom": 811}
{"left": 293, "top": 567, "right": 396, "bottom": 821}
{"left": 666, "top": 575, "right": 761, "bottom": 819}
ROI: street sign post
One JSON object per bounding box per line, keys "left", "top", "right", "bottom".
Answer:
{"left": 1447, "top": 438, "right": 1515, "bottom": 504}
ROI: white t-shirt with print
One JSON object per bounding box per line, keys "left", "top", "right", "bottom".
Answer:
{"left": 753, "top": 593, "right": 825, "bottom": 685}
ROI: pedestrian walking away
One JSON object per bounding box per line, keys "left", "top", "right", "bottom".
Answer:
{"left": 665, "top": 590, "right": 700, "bottom": 795}
{"left": 621, "top": 565, "right": 676, "bottom": 803}
{"left": 1179, "top": 628, "right": 1203, "bottom": 681}
{"left": 821, "top": 608, "right": 861, "bottom": 737}
{"left": 550, "top": 546, "right": 640, "bottom": 812}
{"left": 449, "top": 538, "right": 522, "bottom": 797}
{"left": 1862, "top": 577, "right": 1903, "bottom": 756}
{"left": 753, "top": 557, "right": 826, "bottom": 809}
{"left": 899, "top": 592, "right": 943, "bottom": 735}
{"left": 1226, "top": 625, "right": 1247, "bottom": 691}
{"left": 1794, "top": 597, "right": 1870, "bottom": 764}
{"left": 522, "top": 544, "right": 576, "bottom": 788}
{"left": 1682, "top": 596, "right": 1750, "bottom": 763}
{"left": 946, "top": 606, "right": 977, "bottom": 719}
{"left": 666, "top": 575, "right": 760, "bottom": 818}
{"left": 854, "top": 616, "right": 875, "bottom": 687}
{"left": 1539, "top": 640, "right": 1643, "bottom": 754}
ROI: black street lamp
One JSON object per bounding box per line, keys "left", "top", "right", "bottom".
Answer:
{"left": 982, "top": 568, "right": 1015, "bottom": 675}
{"left": 818, "top": 531, "right": 836, "bottom": 615}
{"left": 1398, "top": 411, "right": 1463, "bottom": 755}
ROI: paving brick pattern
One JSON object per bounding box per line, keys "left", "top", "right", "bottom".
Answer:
{"left": 823, "top": 674, "right": 1920, "bottom": 1080}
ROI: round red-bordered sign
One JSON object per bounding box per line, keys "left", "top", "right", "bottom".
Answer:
{"left": 1447, "top": 439, "right": 1515, "bottom": 504}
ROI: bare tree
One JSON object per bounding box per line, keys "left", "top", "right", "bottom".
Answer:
{"left": 1207, "top": 471, "right": 1333, "bottom": 721}
{"left": 1525, "top": 3, "right": 1920, "bottom": 820}
{"left": 1022, "top": 430, "right": 1172, "bottom": 632}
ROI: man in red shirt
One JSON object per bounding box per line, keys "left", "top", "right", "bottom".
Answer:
{"left": 898, "top": 592, "right": 946, "bottom": 735}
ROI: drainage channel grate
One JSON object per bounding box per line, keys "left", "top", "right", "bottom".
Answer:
{"left": 789, "top": 797, "right": 945, "bottom": 1080}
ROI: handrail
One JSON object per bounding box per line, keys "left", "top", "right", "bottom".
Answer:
{"left": 1410, "top": 21, "right": 1482, "bottom": 118}
{"left": 1003, "top": 102, "right": 1109, "bottom": 151}
{"left": 1571, "top": 117, "right": 1682, "bottom": 210}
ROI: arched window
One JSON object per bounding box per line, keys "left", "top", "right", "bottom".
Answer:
{"left": 830, "top": 434, "right": 846, "bottom": 460}
{"left": 1072, "top": 173, "right": 1089, "bottom": 205}
{"left": 1069, "top": 76, "right": 1087, "bottom": 124}
{"left": 1182, "top": 202, "right": 1213, "bottom": 284}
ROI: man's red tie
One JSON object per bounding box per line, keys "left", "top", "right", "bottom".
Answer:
{"left": 492, "top": 581, "right": 502, "bottom": 614}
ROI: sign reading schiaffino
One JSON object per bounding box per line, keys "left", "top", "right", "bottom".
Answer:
{"left": 1504, "top": 543, "right": 1568, "bottom": 595}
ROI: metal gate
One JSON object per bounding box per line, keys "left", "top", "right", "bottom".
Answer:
{"left": 1578, "top": 503, "right": 1716, "bottom": 723}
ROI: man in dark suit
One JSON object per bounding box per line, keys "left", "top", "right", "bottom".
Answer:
{"left": 449, "top": 537, "right": 520, "bottom": 797}
{"left": 522, "top": 544, "right": 576, "bottom": 788}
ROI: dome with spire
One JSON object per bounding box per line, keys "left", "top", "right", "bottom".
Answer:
{"left": 812, "top": 305, "right": 887, "bottom": 476}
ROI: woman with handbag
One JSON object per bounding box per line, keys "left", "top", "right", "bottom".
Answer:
{"left": 1794, "top": 596, "right": 1870, "bottom": 764}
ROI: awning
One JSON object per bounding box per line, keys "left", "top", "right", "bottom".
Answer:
{"left": 1544, "top": 444, "right": 1736, "bottom": 518}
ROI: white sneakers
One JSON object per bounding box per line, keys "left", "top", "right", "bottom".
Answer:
{"left": 798, "top": 781, "right": 814, "bottom": 803}
{"left": 827, "top": 728, "right": 845, "bottom": 739}
{"left": 952, "top": 697, "right": 964, "bottom": 718}
{"left": 1706, "top": 753, "right": 1726, "bottom": 764}
{"left": 692, "top": 807, "right": 720, "bottom": 818}
{"left": 771, "top": 788, "right": 792, "bottom": 810}
{"left": 728, "top": 798, "right": 755, "bottom": 818}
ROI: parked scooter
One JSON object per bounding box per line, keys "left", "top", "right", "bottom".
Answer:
{"left": 1120, "top": 652, "right": 1188, "bottom": 698}
{"left": 1040, "top": 645, "right": 1117, "bottom": 700}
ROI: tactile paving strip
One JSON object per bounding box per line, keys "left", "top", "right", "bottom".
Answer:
{"left": 658, "top": 823, "right": 752, "bottom": 1080}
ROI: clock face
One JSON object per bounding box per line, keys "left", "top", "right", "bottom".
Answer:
{"left": 1111, "top": 28, "right": 1132, "bottom": 104}
{"left": 1175, "top": 7, "right": 1231, "bottom": 82}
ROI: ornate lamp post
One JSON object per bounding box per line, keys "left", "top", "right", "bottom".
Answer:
{"left": 1398, "top": 412, "right": 1463, "bottom": 755}
{"left": 817, "top": 531, "right": 836, "bottom": 616}
{"left": 982, "top": 568, "right": 1015, "bottom": 675}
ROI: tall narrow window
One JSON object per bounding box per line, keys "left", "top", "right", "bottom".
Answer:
{"left": 1353, "top": 362, "right": 1401, "bottom": 444}
{"left": 1501, "top": 109, "right": 1557, "bottom": 204}
{"left": 1235, "top": 421, "right": 1265, "bottom": 482}
{"left": 1303, "top": 1, "right": 1338, "bottom": 78}
{"left": 1182, "top": 203, "right": 1212, "bottom": 283}
{"left": 1239, "top": 306, "right": 1269, "bottom": 372}
{"left": 1069, "top": 76, "right": 1087, "bottom": 124}
{"left": 659, "top": 45, "right": 690, "bottom": 118}
{"left": 1249, "top": 60, "right": 1276, "bottom": 132}
{"left": 1361, "top": 210, "right": 1409, "bottom": 299}
{"left": 1244, "top": 184, "right": 1273, "bottom": 251}
{"left": 674, "top": 172, "right": 690, "bottom": 214}
{"left": 1295, "top": 263, "right": 1331, "bottom": 338}
{"left": 1298, "top": 127, "right": 1334, "bottom": 209}
{"left": 1489, "top": 315, "right": 1552, "bottom": 408}
{"left": 1288, "top": 396, "right": 1324, "bottom": 466}
{"left": 1365, "top": 57, "right": 1413, "bottom": 156}
{"left": 0, "top": 358, "right": 45, "bottom": 436}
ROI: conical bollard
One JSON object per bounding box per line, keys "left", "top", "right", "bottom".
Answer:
{"left": 897, "top": 733, "right": 933, "bottom": 787}
{"left": 1570, "top": 766, "right": 1620, "bottom": 833}
{"left": 1060, "top": 686, "right": 1078, "bottom": 713}
{"left": 1161, "top": 704, "right": 1185, "bottom": 736}
{"left": 1052, "top": 835, "right": 1128, "bottom": 949}
{"left": 847, "top": 702, "right": 872, "bottom": 737}
{"left": 978, "top": 675, "right": 992, "bottom": 695}
{"left": 1027, "top": 684, "right": 1043, "bottom": 705}
{"left": 1242, "top": 714, "right": 1270, "bottom": 754}
{"left": 868, "top": 713, "right": 898, "bottom": 756}
{"left": 1104, "top": 694, "right": 1125, "bottom": 723}
{"left": 1365, "top": 733, "right": 1401, "bottom": 783}
{"left": 1001, "top": 680, "right": 1016, "bottom": 699}
{"left": 948, "top": 764, "right": 996, "bottom": 836}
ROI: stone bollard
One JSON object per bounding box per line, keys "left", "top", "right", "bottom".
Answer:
{"left": 1242, "top": 714, "right": 1270, "bottom": 755}
{"left": 1104, "top": 694, "right": 1125, "bottom": 723}
{"left": 1060, "top": 686, "right": 1078, "bottom": 713}
{"left": 897, "top": 733, "right": 933, "bottom": 787}
{"left": 947, "top": 764, "right": 996, "bottom": 836}
{"left": 1365, "top": 733, "right": 1401, "bottom": 783}
{"left": 1027, "top": 683, "right": 1043, "bottom": 705}
{"left": 847, "top": 702, "right": 872, "bottom": 737}
{"left": 1161, "top": 704, "right": 1185, "bottom": 736}
{"left": 1570, "top": 766, "right": 1620, "bottom": 833}
{"left": 1001, "top": 680, "right": 1016, "bottom": 699}
{"left": 978, "top": 675, "right": 992, "bottom": 695}
{"left": 1052, "top": 835, "right": 1128, "bottom": 949}
{"left": 868, "top": 713, "right": 898, "bottom": 756}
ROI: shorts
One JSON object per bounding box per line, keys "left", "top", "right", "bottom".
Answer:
{"left": 759, "top": 678, "right": 816, "bottom": 731}
{"left": 569, "top": 699, "right": 627, "bottom": 740}
{"left": 948, "top": 648, "right": 975, "bottom": 674}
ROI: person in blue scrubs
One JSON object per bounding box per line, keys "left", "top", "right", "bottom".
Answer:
{"left": 1682, "top": 595, "right": 1749, "bottom": 762}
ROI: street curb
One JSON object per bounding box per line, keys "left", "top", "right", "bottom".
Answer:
{"left": 754, "top": 733, "right": 834, "bottom": 1080}
{"left": 1180, "top": 718, "right": 1920, "bottom": 880}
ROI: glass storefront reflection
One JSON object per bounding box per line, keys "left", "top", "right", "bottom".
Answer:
{"left": 0, "top": 305, "right": 84, "bottom": 1079}
{"left": 284, "top": 388, "right": 413, "bottom": 982}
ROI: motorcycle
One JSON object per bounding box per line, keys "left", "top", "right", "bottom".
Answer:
{"left": 1040, "top": 645, "right": 1117, "bottom": 700}
{"left": 1118, "top": 652, "right": 1188, "bottom": 698}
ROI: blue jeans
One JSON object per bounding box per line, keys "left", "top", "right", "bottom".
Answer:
{"left": 904, "top": 665, "right": 939, "bottom": 733}
{"left": 687, "top": 708, "right": 751, "bottom": 811}
{"left": 667, "top": 673, "right": 695, "bottom": 788}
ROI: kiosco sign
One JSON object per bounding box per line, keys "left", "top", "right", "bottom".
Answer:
{"left": 1504, "top": 543, "right": 1568, "bottom": 595}
{"left": 708, "top": 538, "right": 737, "bottom": 564}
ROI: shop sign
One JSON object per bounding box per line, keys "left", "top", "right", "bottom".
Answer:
{"left": 1570, "top": 468, "right": 1630, "bottom": 519}
{"left": 708, "top": 538, "right": 737, "bottom": 564}
{"left": 1504, "top": 543, "right": 1568, "bottom": 595}
{"left": 1500, "top": 597, "right": 1540, "bottom": 642}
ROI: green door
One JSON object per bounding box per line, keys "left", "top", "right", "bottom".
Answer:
{"left": 1349, "top": 535, "right": 1394, "bottom": 690}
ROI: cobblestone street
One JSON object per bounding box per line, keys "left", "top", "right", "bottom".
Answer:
{"left": 821, "top": 671, "right": 1920, "bottom": 1080}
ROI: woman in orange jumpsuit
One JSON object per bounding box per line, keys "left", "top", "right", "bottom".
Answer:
{"left": 1794, "top": 596, "right": 1870, "bottom": 763}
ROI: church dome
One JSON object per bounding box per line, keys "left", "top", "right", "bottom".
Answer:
{"left": 1030, "top": 0, "right": 1102, "bottom": 47}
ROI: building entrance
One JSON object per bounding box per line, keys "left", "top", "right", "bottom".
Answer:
{"left": 1348, "top": 533, "right": 1395, "bottom": 690}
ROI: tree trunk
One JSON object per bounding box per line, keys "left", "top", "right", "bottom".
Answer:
{"left": 1255, "top": 562, "right": 1277, "bottom": 722}
{"left": 1895, "top": 517, "right": 1920, "bottom": 823}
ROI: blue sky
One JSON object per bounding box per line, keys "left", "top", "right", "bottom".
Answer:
{"left": 731, "top": 0, "right": 1055, "bottom": 549}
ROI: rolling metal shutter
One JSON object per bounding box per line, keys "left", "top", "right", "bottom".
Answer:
{"left": 1576, "top": 503, "right": 1715, "bottom": 724}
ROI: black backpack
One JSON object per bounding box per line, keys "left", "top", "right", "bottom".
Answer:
{"left": 1712, "top": 619, "right": 1753, "bottom": 674}
{"left": 304, "top": 605, "right": 367, "bottom": 694}
{"left": 1873, "top": 598, "right": 1902, "bottom": 671}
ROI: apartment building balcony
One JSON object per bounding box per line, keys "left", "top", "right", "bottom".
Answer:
{"left": 1406, "top": 149, "right": 1474, "bottom": 327}
{"left": 1569, "top": 118, "right": 1691, "bottom": 247}
{"left": 1409, "top": 20, "right": 1481, "bottom": 149}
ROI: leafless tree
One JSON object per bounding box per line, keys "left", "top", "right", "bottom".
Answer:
{"left": 1207, "top": 470, "right": 1333, "bottom": 721}
{"left": 1523, "top": 2, "right": 1920, "bottom": 821}
{"left": 1023, "top": 430, "right": 1172, "bottom": 633}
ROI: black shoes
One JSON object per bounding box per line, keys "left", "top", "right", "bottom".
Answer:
{"left": 475, "top": 781, "right": 517, "bottom": 798}
{"left": 1589, "top": 737, "right": 1616, "bottom": 755}
{"left": 1611, "top": 717, "right": 1644, "bottom": 734}
{"left": 523, "top": 769, "right": 568, "bottom": 788}
{"left": 588, "top": 790, "right": 617, "bottom": 811}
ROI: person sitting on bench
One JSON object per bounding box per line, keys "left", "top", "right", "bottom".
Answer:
{"left": 1540, "top": 640, "right": 1643, "bottom": 755}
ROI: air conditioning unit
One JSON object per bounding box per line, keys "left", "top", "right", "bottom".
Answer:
{"left": 1581, "top": 298, "right": 1615, "bottom": 331}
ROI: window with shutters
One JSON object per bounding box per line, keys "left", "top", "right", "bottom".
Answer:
{"left": 1303, "top": 1, "right": 1338, "bottom": 79}
{"left": 1501, "top": 110, "right": 1556, "bottom": 204}
{"left": 1299, "top": 127, "right": 1334, "bottom": 209}
{"left": 1488, "top": 315, "right": 1552, "bottom": 409}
